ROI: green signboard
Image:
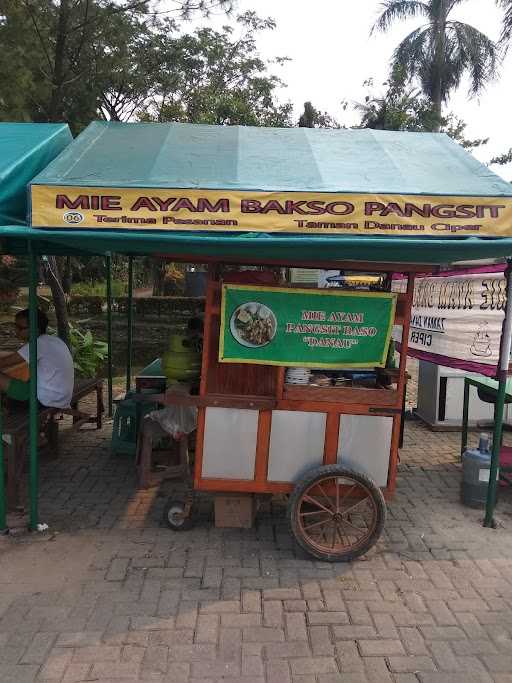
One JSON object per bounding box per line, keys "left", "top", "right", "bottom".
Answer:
{"left": 219, "top": 284, "right": 397, "bottom": 369}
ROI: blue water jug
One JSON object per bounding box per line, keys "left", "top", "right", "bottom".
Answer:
{"left": 461, "top": 433, "right": 499, "bottom": 508}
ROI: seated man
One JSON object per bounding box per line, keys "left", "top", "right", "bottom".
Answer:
{"left": 0, "top": 308, "right": 74, "bottom": 409}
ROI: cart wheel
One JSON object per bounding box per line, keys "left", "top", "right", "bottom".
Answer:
{"left": 288, "top": 465, "right": 386, "bottom": 562}
{"left": 163, "top": 498, "right": 194, "bottom": 531}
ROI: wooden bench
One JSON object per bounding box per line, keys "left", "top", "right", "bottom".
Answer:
{"left": 1, "top": 378, "right": 104, "bottom": 510}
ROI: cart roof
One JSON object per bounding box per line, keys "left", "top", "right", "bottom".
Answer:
{"left": 28, "top": 121, "right": 512, "bottom": 197}
{"left": 0, "top": 123, "right": 72, "bottom": 225}
{"left": 2, "top": 121, "right": 512, "bottom": 266}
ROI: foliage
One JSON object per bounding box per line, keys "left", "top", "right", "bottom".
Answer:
{"left": 497, "top": 0, "right": 512, "bottom": 48}
{"left": 0, "top": 3, "right": 289, "bottom": 131}
{"left": 355, "top": 70, "right": 439, "bottom": 132}
{"left": 372, "top": 0, "right": 499, "bottom": 128}
{"left": 0, "top": 0, "right": 234, "bottom": 131}
{"left": 71, "top": 280, "right": 126, "bottom": 297}
{"left": 0, "top": 255, "right": 26, "bottom": 294}
{"left": 68, "top": 323, "right": 108, "bottom": 378}
{"left": 298, "top": 101, "right": 341, "bottom": 129}
{"left": 441, "top": 113, "right": 488, "bottom": 151}
{"left": 354, "top": 71, "right": 489, "bottom": 151}
{"left": 489, "top": 148, "right": 512, "bottom": 165}
{"left": 139, "top": 12, "right": 293, "bottom": 126}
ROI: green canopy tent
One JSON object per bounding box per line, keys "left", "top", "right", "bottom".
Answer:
{"left": 2, "top": 120, "right": 512, "bottom": 531}
{"left": 4, "top": 120, "right": 512, "bottom": 262}
{"left": 0, "top": 123, "right": 72, "bottom": 531}
{"left": 0, "top": 123, "right": 72, "bottom": 225}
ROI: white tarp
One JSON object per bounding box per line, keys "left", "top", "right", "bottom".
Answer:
{"left": 393, "top": 268, "right": 506, "bottom": 375}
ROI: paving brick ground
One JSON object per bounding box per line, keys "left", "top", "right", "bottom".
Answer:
{"left": 1, "top": 376, "right": 512, "bottom": 682}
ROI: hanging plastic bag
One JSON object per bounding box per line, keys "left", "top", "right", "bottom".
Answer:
{"left": 147, "top": 405, "right": 197, "bottom": 440}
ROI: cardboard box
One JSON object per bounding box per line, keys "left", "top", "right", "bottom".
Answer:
{"left": 214, "top": 494, "right": 256, "bottom": 529}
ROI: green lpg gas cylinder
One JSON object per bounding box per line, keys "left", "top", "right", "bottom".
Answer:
{"left": 162, "top": 334, "right": 201, "bottom": 383}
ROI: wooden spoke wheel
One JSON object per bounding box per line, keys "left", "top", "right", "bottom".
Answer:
{"left": 288, "top": 465, "right": 386, "bottom": 562}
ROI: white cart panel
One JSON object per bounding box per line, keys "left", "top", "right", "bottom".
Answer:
{"left": 338, "top": 415, "right": 392, "bottom": 487}
{"left": 268, "top": 411, "right": 326, "bottom": 482}
{"left": 202, "top": 407, "right": 258, "bottom": 479}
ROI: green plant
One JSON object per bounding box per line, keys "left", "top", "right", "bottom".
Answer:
{"left": 71, "top": 280, "right": 126, "bottom": 297}
{"left": 69, "top": 324, "right": 108, "bottom": 378}
{"left": 0, "top": 255, "right": 26, "bottom": 296}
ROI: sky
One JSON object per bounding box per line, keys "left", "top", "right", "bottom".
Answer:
{"left": 174, "top": 0, "right": 512, "bottom": 180}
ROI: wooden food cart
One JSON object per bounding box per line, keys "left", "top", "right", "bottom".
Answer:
{"left": 4, "top": 120, "right": 512, "bottom": 552}
{"left": 153, "top": 261, "right": 416, "bottom": 561}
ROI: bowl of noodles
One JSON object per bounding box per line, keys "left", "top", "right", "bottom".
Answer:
{"left": 230, "top": 302, "right": 277, "bottom": 348}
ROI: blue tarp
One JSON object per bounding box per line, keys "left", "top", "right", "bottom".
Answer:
{"left": 1, "top": 121, "right": 512, "bottom": 265}
{"left": 0, "top": 123, "right": 72, "bottom": 225}
{"left": 30, "top": 121, "right": 512, "bottom": 197}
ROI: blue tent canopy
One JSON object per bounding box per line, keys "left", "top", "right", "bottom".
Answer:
{"left": 29, "top": 120, "right": 512, "bottom": 197}
{"left": 0, "top": 123, "right": 72, "bottom": 225}
{"left": 1, "top": 121, "right": 512, "bottom": 265}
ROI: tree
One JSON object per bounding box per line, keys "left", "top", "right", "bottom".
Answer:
{"left": 0, "top": 0, "right": 234, "bottom": 343}
{"left": 298, "top": 101, "right": 341, "bottom": 128}
{"left": 139, "top": 12, "right": 293, "bottom": 127}
{"left": 497, "top": 0, "right": 512, "bottom": 47}
{"left": 355, "top": 71, "right": 438, "bottom": 132}
{"left": 489, "top": 148, "right": 512, "bottom": 165}
{"left": 0, "top": 0, "right": 234, "bottom": 132}
{"left": 354, "top": 72, "right": 489, "bottom": 151}
{"left": 372, "top": 0, "right": 499, "bottom": 131}
{"left": 41, "top": 256, "right": 71, "bottom": 348}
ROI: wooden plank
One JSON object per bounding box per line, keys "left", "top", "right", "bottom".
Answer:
{"left": 276, "top": 367, "right": 285, "bottom": 400}
{"left": 157, "top": 254, "right": 432, "bottom": 273}
{"left": 394, "top": 296, "right": 407, "bottom": 324}
{"left": 195, "top": 478, "right": 294, "bottom": 494}
{"left": 193, "top": 407, "right": 207, "bottom": 488}
{"left": 323, "top": 413, "right": 340, "bottom": 465}
{"left": 254, "top": 410, "right": 272, "bottom": 484}
{"left": 154, "top": 393, "right": 276, "bottom": 410}
{"left": 276, "top": 399, "right": 400, "bottom": 415}
{"left": 387, "top": 415, "right": 402, "bottom": 496}
{"left": 196, "top": 476, "right": 392, "bottom": 497}
{"left": 200, "top": 267, "right": 216, "bottom": 397}
{"left": 387, "top": 273, "right": 415, "bottom": 495}
{"left": 283, "top": 385, "right": 400, "bottom": 407}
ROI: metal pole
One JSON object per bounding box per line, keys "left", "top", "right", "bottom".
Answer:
{"left": 106, "top": 253, "right": 113, "bottom": 416}
{"left": 484, "top": 262, "right": 512, "bottom": 527}
{"left": 126, "top": 256, "right": 134, "bottom": 393}
{"left": 461, "top": 378, "right": 470, "bottom": 458}
{"left": 0, "top": 404, "right": 6, "bottom": 532}
{"left": 28, "top": 247, "right": 39, "bottom": 531}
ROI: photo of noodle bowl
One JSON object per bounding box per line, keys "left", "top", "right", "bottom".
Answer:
{"left": 230, "top": 302, "right": 277, "bottom": 348}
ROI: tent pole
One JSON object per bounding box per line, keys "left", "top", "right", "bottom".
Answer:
{"left": 106, "top": 253, "right": 113, "bottom": 416}
{"left": 28, "top": 246, "right": 39, "bottom": 531}
{"left": 126, "top": 256, "right": 134, "bottom": 393}
{"left": 0, "top": 404, "right": 6, "bottom": 532}
{"left": 484, "top": 260, "right": 512, "bottom": 528}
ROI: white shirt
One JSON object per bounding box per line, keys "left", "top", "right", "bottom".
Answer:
{"left": 18, "top": 334, "right": 74, "bottom": 408}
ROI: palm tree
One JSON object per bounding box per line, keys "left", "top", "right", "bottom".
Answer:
{"left": 497, "top": 1, "right": 512, "bottom": 47}
{"left": 372, "top": 1, "right": 499, "bottom": 131}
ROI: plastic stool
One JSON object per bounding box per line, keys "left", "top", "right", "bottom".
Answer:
{"left": 111, "top": 394, "right": 158, "bottom": 456}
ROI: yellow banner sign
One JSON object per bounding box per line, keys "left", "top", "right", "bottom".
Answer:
{"left": 30, "top": 185, "right": 512, "bottom": 237}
